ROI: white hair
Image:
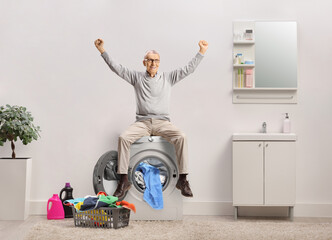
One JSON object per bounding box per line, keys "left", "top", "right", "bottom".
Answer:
{"left": 144, "top": 50, "right": 160, "bottom": 59}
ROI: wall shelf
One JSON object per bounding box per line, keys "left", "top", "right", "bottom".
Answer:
{"left": 233, "top": 88, "right": 297, "bottom": 103}
{"left": 233, "top": 40, "right": 255, "bottom": 44}
{"left": 233, "top": 88, "right": 297, "bottom": 91}
{"left": 233, "top": 64, "right": 255, "bottom": 68}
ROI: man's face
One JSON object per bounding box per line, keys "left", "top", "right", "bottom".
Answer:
{"left": 143, "top": 53, "right": 160, "bottom": 77}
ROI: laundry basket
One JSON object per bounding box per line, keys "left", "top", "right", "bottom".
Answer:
{"left": 71, "top": 206, "right": 130, "bottom": 229}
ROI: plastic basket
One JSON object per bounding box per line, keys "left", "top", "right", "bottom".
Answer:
{"left": 71, "top": 206, "right": 130, "bottom": 229}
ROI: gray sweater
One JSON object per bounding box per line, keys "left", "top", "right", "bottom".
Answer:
{"left": 101, "top": 51, "right": 204, "bottom": 121}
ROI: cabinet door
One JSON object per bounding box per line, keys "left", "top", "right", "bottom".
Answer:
{"left": 233, "top": 141, "right": 264, "bottom": 205}
{"left": 264, "top": 141, "right": 296, "bottom": 205}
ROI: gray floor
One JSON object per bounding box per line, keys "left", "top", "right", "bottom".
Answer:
{"left": 0, "top": 215, "right": 45, "bottom": 240}
{"left": 1, "top": 215, "right": 332, "bottom": 240}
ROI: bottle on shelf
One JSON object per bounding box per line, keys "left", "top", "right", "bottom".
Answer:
{"left": 233, "top": 31, "right": 244, "bottom": 41}
{"left": 245, "top": 29, "right": 254, "bottom": 40}
{"left": 236, "top": 53, "right": 243, "bottom": 64}
{"left": 233, "top": 54, "right": 238, "bottom": 64}
{"left": 237, "top": 68, "right": 244, "bottom": 88}
{"left": 245, "top": 69, "right": 253, "bottom": 88}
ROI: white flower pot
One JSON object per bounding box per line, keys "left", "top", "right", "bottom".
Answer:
{"left": 0, "top": 158, "right": 32, "bottom": 220}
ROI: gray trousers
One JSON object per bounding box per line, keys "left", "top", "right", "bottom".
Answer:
{"left": 117, "top": 118, "right": 188, "bottom": 174}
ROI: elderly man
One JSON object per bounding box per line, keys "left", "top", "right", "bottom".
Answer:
{"left": 94, "top": 38, "right": 208, "bottom": 198}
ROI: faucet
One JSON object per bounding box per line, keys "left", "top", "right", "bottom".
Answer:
{"left": 262, "top": 122, "right": 267, "bottom": 133}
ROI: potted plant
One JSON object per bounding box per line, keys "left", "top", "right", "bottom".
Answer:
{"left": 0, "top": 104, "right": 41, "bottom": 220}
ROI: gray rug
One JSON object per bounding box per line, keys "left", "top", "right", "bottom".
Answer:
{"left": 24, "top": 217, "right": 332, "bottom": 240}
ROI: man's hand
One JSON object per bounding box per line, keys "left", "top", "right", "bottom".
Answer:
{"left": 94, "top": 38, "right": 105, "bottom": 54}
{"left": 198, "top": 40, "right": 208, "bottom": 55}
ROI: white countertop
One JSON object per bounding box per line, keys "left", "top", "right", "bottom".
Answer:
{"left": 233, "top": 133, "right": 297, "bottom": 141}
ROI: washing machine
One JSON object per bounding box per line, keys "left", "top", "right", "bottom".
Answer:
{"left": 93, "top": 136, "right": 183, "bottom": 220}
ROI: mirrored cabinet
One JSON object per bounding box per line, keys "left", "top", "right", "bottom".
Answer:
{"left": 233, "top": 21, "right": 298, "bottom": 104}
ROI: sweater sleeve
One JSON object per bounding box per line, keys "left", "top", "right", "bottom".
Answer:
{"left": 166, "top": 52, "right": 204, "bottom": 86}
{"left": 101, "top": 52, "right": 138, "bottom": 85}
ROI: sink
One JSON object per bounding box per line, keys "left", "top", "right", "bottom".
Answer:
{"left": 233, "top": 133, "right": 297, "bottom": 141}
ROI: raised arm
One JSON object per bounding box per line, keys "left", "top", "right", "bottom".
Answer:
{"left": 167, "top": 40, "right": 208, "bottom": 85}
{"left": 94, "top": 38, "right": 138, "bottom": 85}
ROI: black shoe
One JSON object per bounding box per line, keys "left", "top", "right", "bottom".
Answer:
{"left": 176, "top": 180, "right": 193, "bottom": 197}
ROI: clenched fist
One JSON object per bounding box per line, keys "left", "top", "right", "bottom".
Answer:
{"left": 94, "top": 38, "right": 105, "bottom": 54}
{"left": 198, "top": 40, "right": 208, "bottom": 55}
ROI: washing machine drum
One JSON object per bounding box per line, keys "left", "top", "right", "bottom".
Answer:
{"left": 131, "top": 156, "right": 170, "bottom": 193}
{"left": 93, "top": 150, "right": 173, "bottom": 197}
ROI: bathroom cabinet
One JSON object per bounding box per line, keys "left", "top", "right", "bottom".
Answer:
{"left": 232, "top": 136, "right": 296, "bottom": 220}
{"left": 232, "top": 21, "right": 298, "bottom": 103}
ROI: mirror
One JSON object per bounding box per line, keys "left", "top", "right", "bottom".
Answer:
{"left": 255, "top": 22, "right": 297, "bottom": 88}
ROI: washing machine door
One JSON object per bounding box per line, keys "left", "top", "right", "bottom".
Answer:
{"left": 128, "top": 148, "right": 179, "bottom": 201}
{"left": 92, "top": 150, "right": 120, "bottom": 196}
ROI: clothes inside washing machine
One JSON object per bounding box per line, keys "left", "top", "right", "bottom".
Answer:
{"left": 104, "top": 159, "right": 118, "bottom": 181}
{"left": 133, "top": 156, "right": 169, "bottom": 192}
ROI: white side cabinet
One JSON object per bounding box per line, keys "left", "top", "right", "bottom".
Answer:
{"left": 232, "top": 134, "right": 296, "bottom": 220}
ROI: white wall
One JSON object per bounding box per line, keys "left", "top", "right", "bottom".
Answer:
{"left": 1, "top": 0, "right": 332, "bottom": 216}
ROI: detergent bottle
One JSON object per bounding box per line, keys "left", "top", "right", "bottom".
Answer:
{"left": 47, "top": 194, "right": 64, "bottom": 220}
{"left": 60, "top": 183, "right": 74, "bottom": 218}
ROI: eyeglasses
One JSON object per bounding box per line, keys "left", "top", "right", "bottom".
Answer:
{"left": 145, "top": 59, "right": 160, "bottom": 64}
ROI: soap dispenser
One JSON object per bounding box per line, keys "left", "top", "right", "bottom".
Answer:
{"left": 283, "top": 113, "right": 291, "bottom": 133}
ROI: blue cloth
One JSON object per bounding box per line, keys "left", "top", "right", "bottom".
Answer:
{"left": 64, "top": 198, "right": 86, "bottom": 206}
{"left": 136, "top": 162, "right": 163, "bottom": 209}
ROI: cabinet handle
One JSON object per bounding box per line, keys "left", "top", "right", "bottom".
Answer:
{"left": 266, "top": 143, "right": 269, "bottom": 147}
{"left": 258, "top": 143, "right": 262, "bottom": 147}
